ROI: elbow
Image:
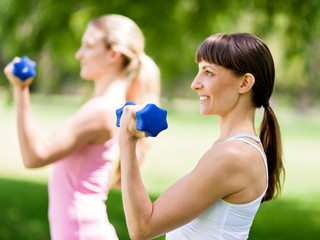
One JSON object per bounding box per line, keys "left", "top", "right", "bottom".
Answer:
{"left": 128, "top": 232, "right": 147, "bottom": 240}
{"left": 128, "top": 226, "right": 153, "bottom": 240}
{"left": 22, "top": 155, "right": 45, "bottom": 169}
{"left": 128, "top": 227, "right": 141, "bottom": 240}
{"left": 23, "top": 159, "right": 39, "bottom": 169}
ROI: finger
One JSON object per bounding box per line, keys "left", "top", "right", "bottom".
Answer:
{"left": 13, "top": 57, "right": 21, "bottom": 63}
{"left": 4, "top": 62, "right": 13, "bottom": 76}
{"left": 122, "top": 105, "right": 140, "bottom": 119}
{"left": 4, "top": 56, "right": 21, "bottom": 76}
{"left": 121, "top": 106, "right": 148, "bottom": 139}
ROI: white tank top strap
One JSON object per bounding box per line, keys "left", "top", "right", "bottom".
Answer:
{"left": 226, "top": 133, "right": 269, "bottom": 193}
{"left": 226, "top": 133, "right": 263, "bottom": 148}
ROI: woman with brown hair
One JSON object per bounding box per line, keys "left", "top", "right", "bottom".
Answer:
{"left": 4, "top": 14, "right": 160, "bottom": 240}
{"left": 118, "top": 33, "right": 285, "bottom": 240}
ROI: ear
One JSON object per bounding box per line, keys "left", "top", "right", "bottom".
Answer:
{"left": 108, "top": 47, "right": 123, "bottom": 63}
{"left": 239, "top": 73, "right": 255, "bottom": 94}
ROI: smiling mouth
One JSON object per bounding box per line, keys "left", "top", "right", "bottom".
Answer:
{"left": 200, "top": 96, "right": 209, "bottom": 100}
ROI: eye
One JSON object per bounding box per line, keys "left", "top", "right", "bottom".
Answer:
{"left": 205, "top": 70, "right": 213, "bottom": 76}
{"left": 81, "top": 42, "right": 94, "bottom": 49}
{"left": 85, "top": 44, "right": 94, "bottom": 49}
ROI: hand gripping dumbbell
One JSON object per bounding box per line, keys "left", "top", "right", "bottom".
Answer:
{"left": 116, "top": 102, "right": 168, "bottom": 138}
{"left": 12, "top": 56, "right": 37, "bottom": 81}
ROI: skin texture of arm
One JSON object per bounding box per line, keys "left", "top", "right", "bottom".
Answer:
{"left": 3, "top": 56, "right": 118, "bottom": 169}
{"left": 111, "top": 138, "right": 151, "bottom": 189}
{"left": 119, "top": 106, "right": 264, "bottom": 240}
{"left": 13, "top": 86, "right": 116, "bottom": 168}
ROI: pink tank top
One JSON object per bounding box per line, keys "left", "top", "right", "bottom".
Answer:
{"left": 48, "top": 138, "right": 119, "bottom": 240}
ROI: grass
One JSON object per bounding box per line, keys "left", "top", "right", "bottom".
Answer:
{"left": 1, "top": 179, "right": 319, "bottom": 240}
{"left": 0, "top": 94, "right": 320, "bottom": 239}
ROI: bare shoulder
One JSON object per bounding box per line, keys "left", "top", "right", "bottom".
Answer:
{"left": 192, "top": 140, "right": 260, "bottom": 198}
{"left": 199, "top": 140, "right": 251, "bottom": 172}
{"left": 78, "top": 97, "right": 117, "bottom": 123}
{"left": 79, "top": 97, "right": 113, "bottom": 113}
{"left": 69, "top": 97, "right": 118, "bottom": 142}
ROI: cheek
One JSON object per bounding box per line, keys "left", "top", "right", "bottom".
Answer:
{"left": 217, "top": 86, "right": 240, "bottom": 112}
{"left": 209, "top": 81, "right": 239, "bottom": 111}
{"left": 82, "top": 53, "right": 109, "bottom": 78}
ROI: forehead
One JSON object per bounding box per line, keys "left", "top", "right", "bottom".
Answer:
{"left": 82, "top": 25, "right": 105, "bottom": 44}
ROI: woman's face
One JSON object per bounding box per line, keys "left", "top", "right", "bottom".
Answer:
{"left": 75, "top": 25, "right": 112, "bottom": 80}
{"left": 191, "top": 61, "right": 242, "bottom": 116}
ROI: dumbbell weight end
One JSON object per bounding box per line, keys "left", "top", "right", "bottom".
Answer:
{"left": 116, "top": 102, "right": 168, "bottom": 138}
{"left": 13, "top": 56, "right": 36, "bottom": 81}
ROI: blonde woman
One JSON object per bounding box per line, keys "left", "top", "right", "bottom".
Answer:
{"left": 4, "top": 14, "right": 160, "bottom": 240}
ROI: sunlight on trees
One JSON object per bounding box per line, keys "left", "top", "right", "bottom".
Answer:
{"left": 0, "top": 0, "right": 319, "bottom": 109}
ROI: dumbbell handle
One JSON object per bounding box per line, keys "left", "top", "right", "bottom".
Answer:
{"left": 116, "top": 102, "right": 168, "bottom": 138}
{"left": 128, "top": 110, "right": 149, "bottom": 139}
{"left": 123, "top": 103, "right": 149, "bottom": 138}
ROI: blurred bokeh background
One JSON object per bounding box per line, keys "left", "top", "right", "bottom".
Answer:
{"left": 0, "top": 0, "right": 320, "bottom": 239}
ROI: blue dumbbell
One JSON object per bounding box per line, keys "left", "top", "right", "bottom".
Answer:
{"left": 116, "top": 102, "right": 168, "bottom": 137}
{"left": 13, "top": 56, "right": 36, "bottom": 81}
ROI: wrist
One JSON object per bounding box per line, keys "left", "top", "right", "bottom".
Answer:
{"left": 120, "top": 134, "right": 138, "bottom": 155}
{"left": 120, "top": 134, "right": 137, "bottom": 148}
{"left": 13, "top": 85, "right": 31, "bottom": 108}
{"left": 13, "top": 85, "right": 29, "bottom": 96}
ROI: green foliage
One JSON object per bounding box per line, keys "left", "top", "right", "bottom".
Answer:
{"left": 0, "top": 0, "right": 319, "bottom": 106}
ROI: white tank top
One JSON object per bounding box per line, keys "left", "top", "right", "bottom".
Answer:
{"left": 166, "top": 134, "right": 268, "bottom": 240}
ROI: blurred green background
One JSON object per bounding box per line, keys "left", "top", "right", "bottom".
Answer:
{"left": 1, "top": 0, "right": 320, "bottom": 108}
{"left": 1, "top": 0, "right": 320, "bottom": 239}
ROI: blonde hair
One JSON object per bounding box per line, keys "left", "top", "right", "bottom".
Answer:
{"left": 90, "top": 14, "right": 160, "bottom": 105}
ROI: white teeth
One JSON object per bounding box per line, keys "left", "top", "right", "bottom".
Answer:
{"left": 200, "top": 96, "right": 208, "bottom": 100}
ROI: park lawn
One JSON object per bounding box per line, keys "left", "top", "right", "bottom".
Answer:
{"left": 0, "top": 94, "right": 319, "bottom": 239}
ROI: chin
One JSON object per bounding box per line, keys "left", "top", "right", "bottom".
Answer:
{"left": 200, "top": 108, "right": 215, "bottom": 116}
{"left": 80, "top": 71, "right": 92, "bottom": 80}
{"left": 200, "top": 110, "right": 209, "bottom": 115}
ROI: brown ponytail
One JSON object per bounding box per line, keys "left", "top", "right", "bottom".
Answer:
{"left": 260, "top": 105, "right": 285, "bottom": 201}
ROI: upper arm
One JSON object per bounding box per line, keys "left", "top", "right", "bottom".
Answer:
{"left": 143, "top": 143, "right": 246, "bottom": 237}
{"left": 34, "top": 100, "right": 116, "bottom": 167}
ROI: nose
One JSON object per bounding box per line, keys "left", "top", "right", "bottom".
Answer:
{"left": 191, "top": 74, "right": 202, "bottom": 91}
{"left": 75, "top": 47, "right": 83, "bottom": 60}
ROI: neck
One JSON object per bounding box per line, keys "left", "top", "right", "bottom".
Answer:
{"left": 92, "top": 68, "right": 126, "bottom": 98}
{"left": 91, "top": 78, "right": 126, "bottom": 111}
{"left": 217, "top": 104, "right": 256, "bottom": 142}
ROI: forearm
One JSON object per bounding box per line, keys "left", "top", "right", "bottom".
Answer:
{"left": 14, "top": 87, "right": 45, "bottom": 168}
{"left": 120, "top": 139, "right": 155, "bottom": 240}
{"left": 111, "top": 138, "right": 150, "bottom": 189}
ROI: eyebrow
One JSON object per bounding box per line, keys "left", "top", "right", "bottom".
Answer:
{"left": 82, "top": 38, "right": 95, "bottom": 45}
{"left": 202, "top": 65, "right": 217, "bottom": 71}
